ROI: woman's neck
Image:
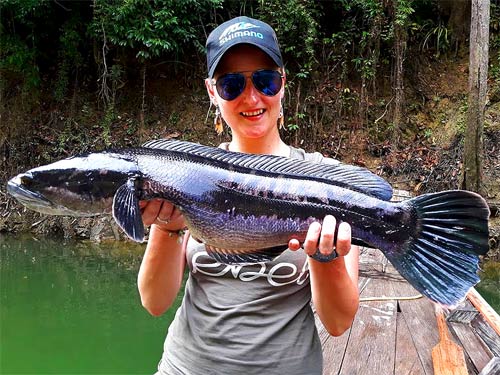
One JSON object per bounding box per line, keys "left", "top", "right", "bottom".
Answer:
{"left": 228, "top": 136, "right": 290, "bottom": 157}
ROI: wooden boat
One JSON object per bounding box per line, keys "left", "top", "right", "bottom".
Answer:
{"left": 316, "top": 190, "right": 500, "bottom": 375}
{"left": 316, "top": 247, "right": 500, "bottom": 375}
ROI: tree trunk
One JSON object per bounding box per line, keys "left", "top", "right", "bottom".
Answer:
{"left": 371, "top": 13, "right": 382, "bottom": 97}
{"left": 392, "top": 18, "right": 407, "bottom": 146}
{"left": 439, "top": 0, "right": 471, "bottom": 52}
{"left": 461, "top": 0, "right": 489, "bottom": 193}
{"left": 139, "top": 63, "right": 147, "bottom": 141}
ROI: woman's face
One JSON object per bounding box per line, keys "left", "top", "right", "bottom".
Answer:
{"left": 206, "top": 44, "right": 285, "bottom": 140}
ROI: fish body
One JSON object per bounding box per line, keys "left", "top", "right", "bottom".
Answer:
{"left": 7, "top": 139, "right": 490, "bottom": 306}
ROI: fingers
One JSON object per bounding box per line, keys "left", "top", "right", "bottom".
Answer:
{"left": 140, "top": 199, "right": 183, "bottom": 228}
{"left": 157, "top": 200, "right": 176, "bottom": 222}
{"left": 288, "top": 238, "right": 301, "bottom": 251}
{"left": 318, "top": 215, "right": 336, "bottom": 255}
{"left": 336, "top": 222, "right": 352, "bottom": 256}
{"left": 141, "top": 199, "right": 163, "bottom": 226}
{"left": 303, "top": 221, "right": 322, "bottom": 255}
{"left": 301, "top": 216, "right": 352, "bottom": 257}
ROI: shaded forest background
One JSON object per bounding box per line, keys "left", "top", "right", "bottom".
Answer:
{"left": 0, "top": 0, "right": 499, "bottom": 257}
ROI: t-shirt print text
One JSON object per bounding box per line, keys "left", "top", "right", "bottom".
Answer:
{"left": 191, "top": 251, "right": 309, "bottom": 287}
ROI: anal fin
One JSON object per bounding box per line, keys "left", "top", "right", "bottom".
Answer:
{"left": 205, "top": 244, "right": 288, "bottom": 265}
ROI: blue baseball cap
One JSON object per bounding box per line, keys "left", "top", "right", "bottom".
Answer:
{"left": 206, "top": 16, "right": 283, "bottom": 78}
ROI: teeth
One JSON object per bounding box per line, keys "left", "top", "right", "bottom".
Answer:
{"left": 242, "top": 109, "right": 264, "bottom": 117}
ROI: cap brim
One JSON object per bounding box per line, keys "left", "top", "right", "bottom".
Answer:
{"left": 208, "top": 42, "right": 282, "bottom": 78}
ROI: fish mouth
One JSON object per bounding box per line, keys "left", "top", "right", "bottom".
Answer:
{"left": 7, "top": 174, "right": 52, "bottom": 208}
{"left": 6, "top": 174, "right": 66, "bottom": 215}
{"left": 7, "top": 174, "right": 103, "bottom": 217}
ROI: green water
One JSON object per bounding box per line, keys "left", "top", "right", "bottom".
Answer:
{"left": 0, "top": 235, "right": 183, "bottom": 375}
{"left": 1, "top": 235, "right": 498, "bottom": 375}
{"left": 476, "top": 260, "right": 500, "bottom": 314}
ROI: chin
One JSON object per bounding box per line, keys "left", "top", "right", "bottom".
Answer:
{"left": 241, "top": 125, "right": 274, "bottom": 138}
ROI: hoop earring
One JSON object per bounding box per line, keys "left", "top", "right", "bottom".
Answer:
{"left": 214, "top": 106, "right": 224, "bottom": 135}
{"left": 278, "top": 103, "right": 284, "bottom": 129}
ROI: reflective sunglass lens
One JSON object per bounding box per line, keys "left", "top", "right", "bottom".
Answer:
{"left": 215, "top": 70, "right": 282, "bottom": 101}
{"left": 252, "top": 70, "right": 282, "bottom": 96}
{"left": 216, "top": 74, "right": 245, "bottom": 101}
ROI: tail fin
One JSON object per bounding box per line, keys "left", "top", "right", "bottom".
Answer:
{"left": 387, "top": 190, "right": 490, "bottom": 306}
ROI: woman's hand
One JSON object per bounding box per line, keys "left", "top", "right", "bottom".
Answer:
{"left": 137, "top": 198, "right": 187, "bottom": 317}
{"left": 139, "top": 198, "right": 186, "bottom": 231}
{"left": 288, "top": 215, "right": 352, "bottom": 258}
{"left": 288, "top": 215, "right": 359, "bottom": 336}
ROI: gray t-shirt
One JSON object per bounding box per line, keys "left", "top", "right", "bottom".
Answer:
{"left": 157, "top": 146, "right": 338, "bottom": 375}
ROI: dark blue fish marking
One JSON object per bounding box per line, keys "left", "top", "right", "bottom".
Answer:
{"left": 6, "top": 139, "right": 490, "bottom": 306}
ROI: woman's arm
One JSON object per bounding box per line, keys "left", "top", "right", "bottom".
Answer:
{"left": 137, "top": 200, "right": 187, "bottom": 317}
{"left": 308, "top": 247, "right": 359, "bottom": 336}
{"left": 290, "top": 215, "right": 359, "bottom": 336}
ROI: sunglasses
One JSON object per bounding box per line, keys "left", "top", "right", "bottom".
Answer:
{"left": 214, "top": 69, "right": 283, "bottom": 101}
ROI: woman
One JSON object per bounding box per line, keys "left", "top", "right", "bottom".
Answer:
{"left": 138, "top": 16, "right": 359, "bottom": 375}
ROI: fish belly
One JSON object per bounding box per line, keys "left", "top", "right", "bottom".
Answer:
{"left": 182, "top": 201, "right": 319, "bottom": 252}
{"left": 176, "top": 173, "right": 374, "bottom": 253}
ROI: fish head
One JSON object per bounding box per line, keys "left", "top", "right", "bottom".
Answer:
{"left": 7, "top": 152, "right": 139, "bottom": 216}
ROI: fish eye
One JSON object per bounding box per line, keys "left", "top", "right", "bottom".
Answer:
{"left": 20, "top": 174, "right": 34, "bottom": 187}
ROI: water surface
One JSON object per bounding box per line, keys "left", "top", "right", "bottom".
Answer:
{"left": 1, "top": 235, "right": 498, "bottom": 375}
{"left": 476, "top": 260, "right": 500, "bottom": 313}
{"left": 0, "top": 235, "right": 183, "bottom": 374}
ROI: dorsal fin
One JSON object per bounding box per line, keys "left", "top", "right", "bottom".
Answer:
{"left": 142, "top": 139, "right": 393, "bottom": 200}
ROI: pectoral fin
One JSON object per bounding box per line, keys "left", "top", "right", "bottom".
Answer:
{"left": 112, "top": 179, "right": 144, "bottom": 242}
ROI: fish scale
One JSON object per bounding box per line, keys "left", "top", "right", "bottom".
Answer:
{"left": 6, "top": 139, "right": 490, "bottom": 306}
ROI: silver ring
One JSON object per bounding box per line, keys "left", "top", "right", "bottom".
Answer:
{"left": 157, "top": 217, "right": 170, "bottom": 224}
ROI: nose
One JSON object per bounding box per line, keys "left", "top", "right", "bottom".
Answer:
{"left": 241, "top": 76, "right": 260, "bottom": 103}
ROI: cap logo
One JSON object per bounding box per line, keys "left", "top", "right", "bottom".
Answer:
{"left": 219, "top": 21, "right": 264, "bottom": 46}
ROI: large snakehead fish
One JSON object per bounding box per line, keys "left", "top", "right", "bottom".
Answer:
{"left": 7, "top": 139, "right": 490, "bottom": 306}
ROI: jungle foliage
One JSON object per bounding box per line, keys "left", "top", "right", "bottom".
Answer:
{"left": 1, "top": 0, "right": 499, "bottom": 155}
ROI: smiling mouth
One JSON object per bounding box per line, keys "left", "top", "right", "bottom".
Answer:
{"left": 241, "top": 109, "right": 265, "bottom": 117}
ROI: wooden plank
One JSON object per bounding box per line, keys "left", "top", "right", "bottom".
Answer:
{"left": 446, "top": 300, "right": 487, "bottom": 374}
{"left": 370, "top": 260, "right": 429, "bottom": 375}
{"left": 320, "top": 325, "right": 351, "bottom": 375}
{"left": 338, "top": 275, "right": 398, "bottom": 374}
{"left": 448, "top": 298, "right": 500, "bottom": 360}
{"left": 471, "top": 315, "right": 500, "bottom": 357}
{"left": 394, "top": 306, "right": 427, "bottom": 375}
{"left": 395, "top": 282, "right": 438, "bottom": 374}
{"left": 448, "top": 307, "right": 480, "bottom": 324}
{"left": 468, "top": 288, "right": 500, "bottom": 337}
{"left": 392, "top": 189, "right": 413, "bottom": 201}
{"left": 359, "top": 247, "right": 387, "bottom": 275}
{"left": 317, "top": 204, "right": 500, "bottom": 375}
{"left": 318, "top": 275, "right": 372, "bottom": 374}
{"left": 319, "top": 252, "right": 382, "bottom": 375}
{"left": 388, "top": 188, "right": 433, "bottom": 374}
{"left": 478, "top": 357, "right": 500, "bottom": 375}
{"left": 450, "top": 320, "right": 492, "bottom": 374}
{"left": 316, "top": 302, "right": 352, "bottom": 375}
{"left": 320, "top": 236, "right": 500, "bottom": 375}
